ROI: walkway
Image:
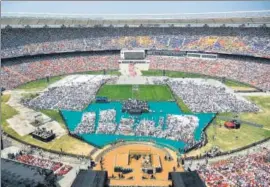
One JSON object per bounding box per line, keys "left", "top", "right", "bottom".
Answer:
{"left": 5, "top": 91, "right": 66, "bottom": 137}
{"left": 237, "top": 92, "right": 270, "bottom": 96}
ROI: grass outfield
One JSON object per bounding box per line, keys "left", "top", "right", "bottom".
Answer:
{"left": 215, "top": 96, "right": 270, "bottom": 129}
{"left": 82, "top": 70, "right": 121, "bottom": 76}
{"left": 176, "top": 97, "right": 192, "bottom": 113}
{"left": 40, "top": 109, "right": 67, "bottom": 129}
{"left": 142, "top": 70, "right": 254, "bottom": 88}
{"left": 187, "top": 120, "right": 270, "bottom": 157}
{"left": 16, "top": 75, "right": 64, "bottom": 91}
{"left": 97, "top": 85, "right": 174, "bottom": 101}
{"left": 240, "top": 96, "right": 270, "bottom": 129}
{"left": 1, "top": 94, "right": 94, "bottom": 156}
{"left": 186, "top": 96, "right": 270, "bottom": 156}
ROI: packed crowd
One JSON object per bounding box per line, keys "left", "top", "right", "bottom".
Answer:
{"left": 12, "top": 152, "right": 72, "bottom": 176}
{"left": 2, "top": 27, "right": 270, "bottom": 58}
{"left": 32, "top": 127, "right": 55, "bottom": 139}
{"left": 167, "top": 78, "right": 260, "bottom": 113}
{"left": 197, "top": 147, "right": 270, "bottom": 187}
{"left": 148, "top": 55, "right": 270, "bottom": 91}
{"left": 73, "top": 112, "right": 96, "bottom": 134}
{"left": 122, "top": 99, "right": 149, "bottom": 113}
{"left": 165, "top": 115, "right": 199, "bottom": 144}
{"left": 69, "top": 109, "right": 199, "bottom": 144}
{"left": 16, "top": 154, "right": 63, "bottom": 172}
{"left": 133, "top": 115, "right": 199, "bottom": 143}
{"left": 24, "top": 75, "right": 115, "bottom": 110}
{"left": 1, "top": 53, "right": 119, "bottom": 89}
{"left": 115, "top": 118, "right": 135, "bottom": 136}
{"left": 96, "top": 109, "right": 117, "bottom": 134}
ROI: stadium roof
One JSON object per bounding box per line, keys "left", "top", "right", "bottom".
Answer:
{"left": 169, "top": 171, "right": 206, "bottom": 187}
{"left": 2, "top": 10, "right": 270, "bottom": 28}
{"left": 71, "top": 170, "right": 107, "bottom": 187}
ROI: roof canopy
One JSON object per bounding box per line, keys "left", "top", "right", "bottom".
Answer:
{"left": 169, "top": 171, "right": 206, "bottom": 187}
{"left": 2, "top": 10, "right": 270, "bottom": 28}
{"left": 71, "top": 170, "right": 107, "bottom": 187}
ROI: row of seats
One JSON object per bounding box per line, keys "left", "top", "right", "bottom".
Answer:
{"left": 197, "top": 147, "right": 270, "bottom": 187}
{"left": 2, "top": 27, "right": 270, "bottom": 58}
{"left": 148, "top": 55, "right": 270, "bottom": 91}
{"left": 1, "top": 53, "right": 119, "bottom": 89}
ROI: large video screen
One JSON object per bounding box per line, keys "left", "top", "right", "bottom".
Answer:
{"left": 124, "top": 52, "right": 145, "bottom": 60}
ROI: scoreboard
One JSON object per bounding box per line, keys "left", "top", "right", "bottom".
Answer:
{"left": 121, "top": 49, "right": 145, "bottom": 60}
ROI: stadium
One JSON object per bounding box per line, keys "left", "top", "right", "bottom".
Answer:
{"left": 1, "top": 3, "right": 270, "bottom": 187}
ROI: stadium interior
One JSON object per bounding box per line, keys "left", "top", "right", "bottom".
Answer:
{"left": 1, "top": 8, "right": 270, "bottom": 187}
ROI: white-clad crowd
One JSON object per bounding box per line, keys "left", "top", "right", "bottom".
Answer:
{"left": 167, "top": 78, "right": 260, "bottom": 113}
{"left": 115, "top": 118, "right": 135, "bottom": 136}
{"left": 96, "top": 109, "right": 117, "bottom": 134}
{"left": 24, "top": 75, "right": 115, "bottom": 111}
{"left": 73, "top": 112, "right": 96, "bottom": 134}
{"left": 74, "top": 112, "right": 200, "bottom": 144}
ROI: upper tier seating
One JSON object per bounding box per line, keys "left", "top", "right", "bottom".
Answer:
{"left": 2, "top": 27, "right": 270, "bottom": 58}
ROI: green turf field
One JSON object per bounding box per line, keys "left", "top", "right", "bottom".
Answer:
{"left": 187, "top": 119, "right": 270, "bottom": 157}
{"left": 40, "top": 109, "right": 67, "bottom": 129}
{"left": 176, "top": 97, "right": 192, "bottom": 113}
{"left": 83, "top": 70, "right": 121, "bottom": 75}
{"left": 1, "top": 95, "right": 18, "bottom": 122}
{"left": 187, "top": 96, "right": 270, "bottom": 156}
{"left": 97, "top": 84, "right": 174, "bottom": 101}
{"left": 142, "top": 70, "right": 254, "bottom": 88}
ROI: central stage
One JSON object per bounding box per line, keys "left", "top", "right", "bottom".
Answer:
{"left": 122, "top": 99, "right": 149, "bottom": 114}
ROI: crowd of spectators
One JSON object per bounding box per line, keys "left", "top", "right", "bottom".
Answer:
{"left": 133, "top": 115, "right": 199, "bottom": 144}
{"left": 1, "top": 53, "right": 119, "bottom": 89}
{"left": 2, "top": 27, "right": 270, "bottom": 58}
{"left": 148, "top": 55, "right": 270, "bottom": 91}
{"left": 115, "top": 118, "right": 135, "bottom": 136}
{"left": 24, "top": 75, "right": 115, "bottom": 110}
{"left": 16, "top": 154, "right": 63, "bottom": 172}
{"left": 73, "top": 112, "right": 96, "bottom": 134}
{"left": 2, "top": 52, "right": 269, "bottom": 92}
{"left": 197, "top": 147, "right": 270, "bottom": 187}
{"left": 96, "top": 109, "right": 117, "bottom": 134}
{"left": 69, "top": 108, "right": 199, "bottom": 144}
{"left": 32, "top": 127, "right": 55, "bottom": 141}
{"left": 9, "top": 152, "right": 71, "bottom": 176}
{"left": 167, "top": 78, "right": 260, "bottom": 113}
{"left": 122, "top": 99, "right": 149, "bottom": 113}
{"left": 6, "top": 151, "right": 73, "bottom": 176}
